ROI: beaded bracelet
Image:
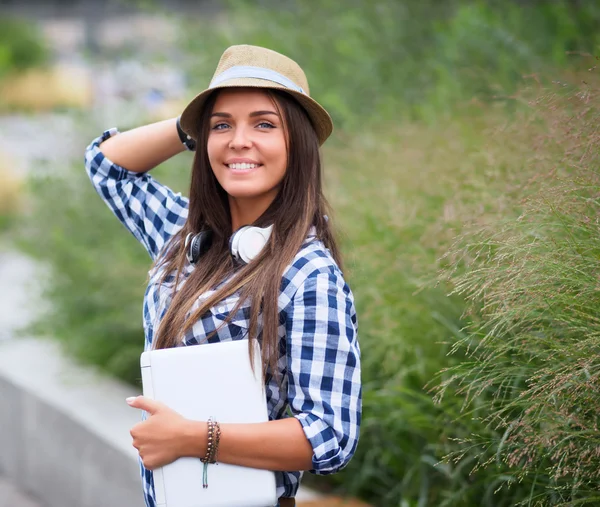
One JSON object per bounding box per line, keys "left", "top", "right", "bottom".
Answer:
{"left": 200, "top": 417, "right": 221, "bottom": 488}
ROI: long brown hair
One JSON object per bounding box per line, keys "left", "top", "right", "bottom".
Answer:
{"left": 151, "top": 88, "right": 342, "bottom": 381}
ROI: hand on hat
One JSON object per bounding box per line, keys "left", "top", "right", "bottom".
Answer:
{"left": 126, "top": 395, "right": 191, "bottom": 470}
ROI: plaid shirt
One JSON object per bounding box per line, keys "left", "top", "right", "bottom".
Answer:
{"left": 85, "top": 129, "right": 362, "bottom": 506}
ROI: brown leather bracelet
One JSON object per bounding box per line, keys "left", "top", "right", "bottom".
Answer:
{"left": 176, "top": 116, "right": 196, "bottom": 151}
{"left": 209, "top": 420, "right": 221, "bottom": 463}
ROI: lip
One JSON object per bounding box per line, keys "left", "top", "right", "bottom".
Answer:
{"left": 226, "top": 164, "right": 261, "bottom": 175}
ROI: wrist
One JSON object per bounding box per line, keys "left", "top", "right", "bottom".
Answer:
{"left": 176, "top": 116, "right": 197, "bottom": 151}
{"left": 181, "top": 419, "right": 208, "bottom": 458}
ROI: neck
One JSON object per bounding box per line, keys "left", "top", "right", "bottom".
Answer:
{"left": 228, "top": 192, "right": 277, "bottom": 231}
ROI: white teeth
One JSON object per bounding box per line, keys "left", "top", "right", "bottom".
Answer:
{"left": 228, "top": 163, "right": 259, "bottom": 170}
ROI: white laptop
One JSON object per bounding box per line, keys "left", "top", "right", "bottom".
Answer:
{"left": 140, "top": 339, "right": 278, "bottom": 507}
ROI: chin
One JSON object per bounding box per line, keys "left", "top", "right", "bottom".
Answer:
{"left": 223, "top": 184, "right": 269, "bottom": 199}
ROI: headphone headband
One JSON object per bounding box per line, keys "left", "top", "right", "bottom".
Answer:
{"left": 186, "top": 224, "right": 318, "bottom": 266}
{"left": 186, "top": 225, "right": 274, "bottom": 266}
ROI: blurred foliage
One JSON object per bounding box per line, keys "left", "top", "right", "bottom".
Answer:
{"left": 16, "top": 134, "right": 191, "bottom": 386}
{"left": 0, "top": 65, "right": 92, "bottom": 112}
{"left": 17, "top": 169, "right": 151, "bottom": 385}
{"left": 0, "top": 17, "right": 55, "bottom": 112}
{"left": 314, "top": 106, "right": 558, "bottom": 506}
{"left": 437, "top": 76, "right": 600, "bottom": 505}
{"left": 0, "top": 17, "right": 49, "bottom": 79}
{"left": 0, "top": 155, "right": 23, "bottom": 234}
{"left": 14, "top": 0, "right": 600, "bottom": 506}
{"left": 180, "top": 0, "right": 600, "bottom": 127}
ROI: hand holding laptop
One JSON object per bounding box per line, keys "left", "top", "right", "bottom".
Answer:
{"left": 127, "top": 395, "right": 192, "bottom": 471}
{"left": 129, "top": 340, "right": 278, "bottom": 507}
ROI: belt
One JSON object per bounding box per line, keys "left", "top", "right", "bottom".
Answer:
{"left": 278, "top": 498, "right": 295, "bottom": 507}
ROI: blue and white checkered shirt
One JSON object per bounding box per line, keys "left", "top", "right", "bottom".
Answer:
{"left": 85, "top": 129, "right": 362, "bottom": 506}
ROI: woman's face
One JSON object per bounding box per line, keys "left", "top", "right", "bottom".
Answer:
{"left": 207, "top": 88, "right": 287, "bottom": 204}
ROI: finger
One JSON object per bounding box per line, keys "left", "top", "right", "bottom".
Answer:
{"left": 126, "top": 395, "right": 162, "bottom": 414}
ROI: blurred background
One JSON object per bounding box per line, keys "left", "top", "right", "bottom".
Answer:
{"left": 1, "top": 1, "right": 600, "bottom": 506}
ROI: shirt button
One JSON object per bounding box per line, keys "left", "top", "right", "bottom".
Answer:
{"left": 218, "top": 306, "right": 226, "bottom": 313}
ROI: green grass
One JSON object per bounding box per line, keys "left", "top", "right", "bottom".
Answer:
{"left": 315, "top": 112, "right": 547, "bottom": 505}
{"left": 436, "top": 81, "right": 600, "bottom": 505}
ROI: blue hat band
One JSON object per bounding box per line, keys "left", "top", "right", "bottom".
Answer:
{"left": 209, "top": 65, "right": 305, "bottom": 95}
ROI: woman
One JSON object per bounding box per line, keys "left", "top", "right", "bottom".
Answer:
{"left": 85, "top": 45, "right": 362, "bottom": 507}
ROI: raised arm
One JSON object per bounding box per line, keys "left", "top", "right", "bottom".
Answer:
{"left": 99, "top": 118, "right": 186, "bottom": 173}
{"left": 84, "top": 124, "right": 190, "bottom": 260}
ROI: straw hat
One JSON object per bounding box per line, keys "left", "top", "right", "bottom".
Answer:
{"left": 179, "top": 45, "right": 333, "bottom": 145}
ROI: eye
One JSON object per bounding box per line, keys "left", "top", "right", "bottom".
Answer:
{"left": 211, "top": 123, "right": 230, "bottom": 131}
{"left": 257, "top": 121, "right": 275, "bottom": 129}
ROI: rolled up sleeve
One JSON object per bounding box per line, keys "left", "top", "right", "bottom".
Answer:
{"left": 84, "top": 128, "right": 188, "bottom": 260}
{"left": 285, "top": 269, "right": 362, "bottom": 475}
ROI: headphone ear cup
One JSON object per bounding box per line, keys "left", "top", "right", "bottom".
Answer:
{"left": 231, "top": 225, "right": 274, "bottom": 264}
{"left": 230, "top": 226, "right": 250, "bottom": 262}
{"left": 185, "top": 233, "right": 195, "bottom": 264}
{"left": 186, "top": 230, "right": 212, "bottom": 265}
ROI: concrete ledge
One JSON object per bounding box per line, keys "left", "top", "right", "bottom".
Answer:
{"left": 0, "top": 338, "right": 145, "bottom": 507}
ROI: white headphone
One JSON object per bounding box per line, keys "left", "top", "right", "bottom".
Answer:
{"left": 185, "top": 225, "right": 274, "bottom": 266}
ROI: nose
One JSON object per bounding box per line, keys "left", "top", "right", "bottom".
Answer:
{"left": 228, "top": 125, "right": 252, "bottom": 150}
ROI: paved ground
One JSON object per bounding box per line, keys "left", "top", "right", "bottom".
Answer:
{"left": 0, "top": 475, "right": 44, "bottom": 507}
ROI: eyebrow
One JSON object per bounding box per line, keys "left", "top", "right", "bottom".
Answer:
{"left": 210, "top": 110, "right": 280, "bottom": 118}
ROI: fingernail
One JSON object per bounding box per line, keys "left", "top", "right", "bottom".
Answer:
{"left": 126, "top": 397, "right": 136, "bottom": 404}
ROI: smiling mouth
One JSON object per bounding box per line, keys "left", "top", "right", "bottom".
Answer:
{"left": 226, "top": 163, "right": 262, "bottom": 171}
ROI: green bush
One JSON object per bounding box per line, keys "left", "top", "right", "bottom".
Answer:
{"left": 312, "top": 111, "right": 554, "bottom": 506}
{"left": 436, "top": 77, "right": 600, "bottom": 505}
{"left": 17, "top": 146, "right": 191, "bottom": 386}
{"left": 17, "top": 171, "right": 149, "bottom": 385}
{"left": 0, "top": 17, "right": 49, "bottom": 78}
